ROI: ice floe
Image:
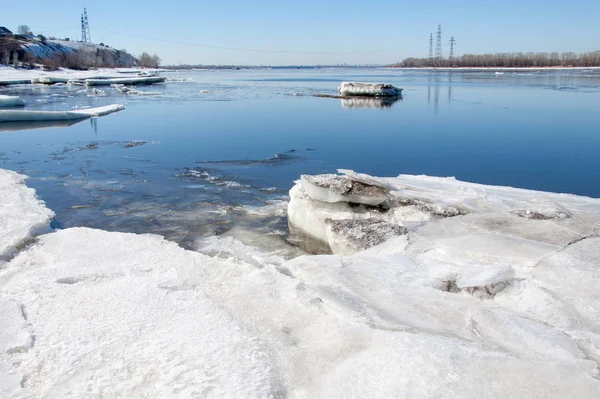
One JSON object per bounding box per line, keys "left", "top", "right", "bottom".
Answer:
{"left": 2, "top": 168, "right": 600, "bottom": 397}
{"left": 0, "top": 104, "right": 125, "bottom": 123}
{"left": 338, "top": 82, "right": 402, "bottom": 97}
{"left": 86, "top": 76, "right": 166, "bottom": 86}
{"left": 0, "top": 95, "right": 25, "bottom": 108}
{"left": 289, "top": 169, "right": 600, "bottom": 255}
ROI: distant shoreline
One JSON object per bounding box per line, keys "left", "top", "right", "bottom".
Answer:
{"left": 386, "top": 66, "right": 600, "bottom": 71}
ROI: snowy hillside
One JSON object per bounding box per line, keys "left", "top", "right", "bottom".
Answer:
{"left": 21, "top": 39, "right": 137, "bottom": 68}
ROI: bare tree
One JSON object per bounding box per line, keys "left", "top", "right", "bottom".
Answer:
{"left": 17, "top": 25, "right": 31, "bottom": 35}
{"left": 137, "top": 52, "right": 161, "bottom": 68}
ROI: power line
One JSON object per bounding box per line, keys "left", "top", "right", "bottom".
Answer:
{"left": 101, "top": 28, "right": 407, "bottom": 55}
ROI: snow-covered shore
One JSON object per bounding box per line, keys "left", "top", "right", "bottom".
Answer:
{"left": 1, "top": 168, "right": 600, "bottom": 398}
{"left": 0, "top": 65, "right": 163, "bottom": 86}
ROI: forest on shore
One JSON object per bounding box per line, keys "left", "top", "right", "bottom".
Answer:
{"left": 392, "top": 51, "right": 600, "bottom": 68}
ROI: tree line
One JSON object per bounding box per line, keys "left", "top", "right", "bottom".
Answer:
{"left": 393, "top": 51, "right": 600, "bottom": 68}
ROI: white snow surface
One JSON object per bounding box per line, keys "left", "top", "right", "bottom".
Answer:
{"left": 0, "top": 65, "right": 163, "bottom": 86}
{"left": 2, "top": 169, "right": 600, "bottom": 398}
{"left": 0, "top": 95, "right": 25, "bottom": 108}
{"left": 0, "top": 104, "right": 125, "bottom": 122}
{"left": 0, "top": 170, "right": 54, "bottom": 260}
{"left": 338, "top": 82, "right": 402, "bottom": 97}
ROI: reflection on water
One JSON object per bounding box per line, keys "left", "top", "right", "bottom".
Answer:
{"left": 90, "top": 118, "right": 98, "bottom": 135}
{"left": 427, "top": 71, "right": 454, "bottom": 113}
{"left": 340, "top": 96, "right": 402, "bottom": 109}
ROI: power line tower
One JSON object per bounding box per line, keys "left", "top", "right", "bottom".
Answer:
{"left": 435, "top": 24, "right": 443, "bottom": 62}
{"left": 81, "top": 8, "right": 91, "bottom": 43}
{"left": 81, "top": 13, "right": 87, "bottom": 43}
{"left": 428, "top": 33, "right": 433, "bottom": 63}
{"left": 449, "top": 37, "right": 456, "bottom": 61}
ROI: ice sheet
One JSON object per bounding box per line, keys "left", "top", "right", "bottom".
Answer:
{"left": 0, "top": 104, "right": 125, "bottom": 122}
{"left": 0, "top": 170, "right": 54, "bottom": 260}
{"left": 2, "top": 168, "right": 600, "bottom": 397}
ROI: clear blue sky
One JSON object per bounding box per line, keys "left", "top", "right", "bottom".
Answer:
{"left": 3, "top": 0, "right": 599, "bottom": 65}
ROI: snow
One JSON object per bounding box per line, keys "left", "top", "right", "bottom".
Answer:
{"left": 0, "top": 65, "right": 149, "bottom": 86}
{"left": 338, "top": 82, "right": 402, "bottom": 97}
{"left": 22, "top": 40, "right": 137, "bottom": 68}
{"left": 0, "top": 95, "right": 25, "bottom": 108}
{"left": 1, "top": 168, "right": 600, "bottom": 397}
{"left": 0, "top": 170, "right": 54, "bottom": 260}
{"left": 0, "top": 104, "right": 125, "bottom": 122}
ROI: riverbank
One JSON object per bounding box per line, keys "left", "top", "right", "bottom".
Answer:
{"left": 1, "top": 168, "right": 599, "bottom": 397}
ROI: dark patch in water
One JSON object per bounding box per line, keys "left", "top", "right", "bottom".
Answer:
{"left": 196, "top": 153, "right": 300, "bottom": 166}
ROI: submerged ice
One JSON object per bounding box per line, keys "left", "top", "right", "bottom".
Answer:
{"left": 1, "top": 168, "right": 600, "bottom": 398}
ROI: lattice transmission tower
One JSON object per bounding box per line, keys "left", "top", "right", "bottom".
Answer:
{"left": 449, "top": 37, "right": 456, "bottom": 61}
{"left": 81, "top": 8, "right": 91, "bottom": 43}
{"left": 435, "top": 24, "right": 443, "bottom": 61}
{"left": 428, "top": 33, "right": 433, "bottom": 62}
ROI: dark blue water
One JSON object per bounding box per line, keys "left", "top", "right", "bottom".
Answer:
{"left": 1, "top": 68, "right": 600, "bottom": 249}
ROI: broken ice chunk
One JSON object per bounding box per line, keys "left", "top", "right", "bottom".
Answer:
{"left": 338, "top": 82, "right": 402, "bottom": 97}
{"left": 325, "top": 218, "right": 407, "bottom": 255}
{"left": 300, "top": 174, "right": 389, "bottom": 206}
{"left": 0, "top": 95, "right": 25, "bottom": 108}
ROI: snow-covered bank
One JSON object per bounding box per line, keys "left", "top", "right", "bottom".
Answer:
{"left": 0, "top": 104, "right": 125, "bottom": 123}
{"left": 21, "top": 40, "right": 137, "bottom": 68}
{"left": 2, "top": 169, "right": 600, "bottom": 398}
{"left": 0, "top": 65, "right": 164, "bottom": 86}
{"left": 0, "top": 170, "right": 53, "bottom": 261}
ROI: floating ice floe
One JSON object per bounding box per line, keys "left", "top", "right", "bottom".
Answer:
{"left": 0, "top": 95, "right": 25, "bottom": 108}
{"left": 0, "top": 104, "right": 124, "bottom": 123}
{"left": 2, "top": 169, "right": 600, "bottom": 397}
{"left": 111, "top": 84, "right": 161, "bottom": 96}
{"left": 338, "top": 82, "right": 402, "bottom": 97}
{"left": 86, "top": 76, "right": 166, "bottom": 86}
{"left": 38, "top": 76, "right": 71, "bottom": 84}
{"left": 0, "top": 79, "right": 31, "bottom": 86}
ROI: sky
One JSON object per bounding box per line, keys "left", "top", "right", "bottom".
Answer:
{"left": 2, "top": 0, "right": 599, "bottom": 65}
